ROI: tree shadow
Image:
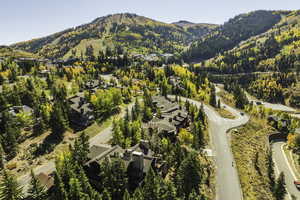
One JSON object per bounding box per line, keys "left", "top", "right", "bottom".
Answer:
{"left": 32, "top": 132, "right": 64, "bottom": 157}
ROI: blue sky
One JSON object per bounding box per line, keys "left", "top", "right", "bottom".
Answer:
{"left": 0, "top": 0, "right": 299, "bottom": 45}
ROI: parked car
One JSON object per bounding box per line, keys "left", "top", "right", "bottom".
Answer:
{"left": 294, "top": 181, "right": 300, "bottom": 190}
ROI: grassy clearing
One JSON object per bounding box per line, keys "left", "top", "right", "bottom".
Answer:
{"left": 215, "top": 107, "right": 236, "bottom": 119}
{"left": 231, "top": 117, "right": 276, "bottom": 200}
{"left": 217, "top": 90, "right": 235, "bottom": 107}
{"left": 80, "top": 103, "right": 130, "bottom": 138}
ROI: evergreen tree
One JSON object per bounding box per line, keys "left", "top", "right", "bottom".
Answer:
{"left": 0, "top": 144, "right": 4, "bottom": 169}
{"left": 217, "top": 99, "right": 221, "bottom": 109}
{"left": 68, "top": 178, "right": 88, "bottom": 200}
{"left": 52, "top": 172, "right": 69, "bottom": 200}
{"left": 50, "top": 103, "right": 68, "bottom": 137}
{"left": 233, "top": 86, "right": 249, "bottom": 109}
{"left": 0, "top": 170, "right": 23, "bottom": 200}
{"left": 27, "top": 170, "right": 47, "bottom": 200}
{"left": 209, "top": 85, "right": 217, "bottom": 107}
{"left": 132, "top": 188, "right": 143, "bottom": 200}
{"left": 267, "top": 151, "right": 275, "bottom": 190}
{"left": 175, "top": 152, "right": 203, "bottom": 197}
{"left": 101, "top": 188, "right": 111, "bottom": 200}
{"left": 123, "top": 190, "right": 131, "bottom": 200}
{"left": 72, "top": 132, "right": 90, "bottom": 165}
{"left": 112, "top": 121, "right": 125, "bottom": 146}
{"left": 142, "top": 168, "right": 160, "bottom": 200}
{"left": 274, "top": 172, "right": 286, "bottom": 200}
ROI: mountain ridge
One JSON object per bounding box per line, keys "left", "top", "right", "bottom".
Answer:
{"left": 11, "top": 13, "right": 217, "bottom": 59}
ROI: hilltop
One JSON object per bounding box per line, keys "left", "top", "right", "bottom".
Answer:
{"left": 11, "top": 13, "right": 216, "bottom": 59}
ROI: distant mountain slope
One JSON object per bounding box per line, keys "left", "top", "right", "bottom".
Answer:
{"left": 0, "top": 46, "right": 37, "bottom": 58}
{"left": 11, "top": 13, "right": 216, "bottom": 59}
{"left": 184, "top": 10, "right": 287, "bottom": 61}
{"left": 172, "top": 21, "right": 218, "bottom": 40}
{"left": 205, "top": 10, "right": 300, "bottom": 73}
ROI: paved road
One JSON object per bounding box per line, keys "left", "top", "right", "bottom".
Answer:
{"left": 18, "top": 102, "right": 134, "bottom": 193}
{"left": 240, "top": 88, "right": 300, "bottom": 199}
{"left": 170, "top": 95, "right": 249, "bottom": 200}
{"left": 272, "top": 141, "right": 300, "bottom": 200}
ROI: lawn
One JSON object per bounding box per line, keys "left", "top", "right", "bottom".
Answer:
{"left": 231, "top": 117, "right": 276, "bottom": 200}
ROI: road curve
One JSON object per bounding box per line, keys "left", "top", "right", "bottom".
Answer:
{"left": 272, "top": 141, "right": 300, "bottom": 200}
{"left": 169, "top": 95, "right": 249, "bottom": 200}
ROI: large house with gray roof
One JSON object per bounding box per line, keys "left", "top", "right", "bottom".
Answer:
{"left": 85, "top": 140, "right": 163, "bottom": 189}
{"left": 144, "top": 96, "right": 190, "bottom": 141}
{"left": 68, "top": 92, "right": 95, "bottom": 129}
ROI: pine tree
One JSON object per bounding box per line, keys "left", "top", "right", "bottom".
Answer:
{"left": 267, "top": 151, "right": 275, "bottom": 190}
{"left": 0, "top": 170, "right": 23, "bottom": 200}
{"left": 274, "top": 172, "right": 286, "bottom": 200}
{"left": 209, "top": 85, "right": 217, "bottom": 107}
{"left": 188, "top": 189, "right": 202, "bottom": 200}
{"left": 78, "top": 167, "right": 96, "bottom": 198}
{"left": 123, "top": 190, "right": 131, "bottom": 200}
{"left": 132, "top": 188, "right": 143, "bottom": 200}
{"left": 50, "top": 103, "right": 68, "bottom": 137}
{"left": 52, "top": 172, "right": 69, "bottom": 200}
{"left": 68, "top": 178, "right": 88, "bottom": 200}
{"left": 217, "top": 99, "right": 221, "bottom": 108}
{"left": 175, "top": 152, "right": 203, "bottom": 197}
{"left": 72, "top": 132, "right": 90, "bottom": 165}
{"left": 101, "top": 188, "right": 111, "bottom": 200}
{"left": 27, "top": 170, "right": 47, "bottom": 200}
{"left": 142, "top": 168, "right": 160, "bottom": 200}
{"left": 112, "top": 121, "right": 125, "bottom": 146}
{"left": 0, "top": 144, "right": 4, "bottom": 169}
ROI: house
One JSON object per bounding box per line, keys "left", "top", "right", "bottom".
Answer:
{"left": 36, "top": 173, "right": 54, "bottom": 190}
{"left": 144, "top": 96, "right": 190, "bottom": 141}
{"left": 39, "top": 69, "right": 51, "bottom": 77}
{"left": 68, "top": 93, "right": 95, "bottom": 129}
{"left": 8, "top": 105, "right": 33, "bottom": 117}
{"left": 85, "top": 140, "right": 159, "bottom": 188}
{"left": 268, "top": 115, "right": 289, "bottom": 132}
{"left": 85, "top": 80, "right": 101, "bottom": 91}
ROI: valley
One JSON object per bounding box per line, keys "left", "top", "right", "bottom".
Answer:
{"left": 1, "top": 7, "right": 300, "bottom": 200}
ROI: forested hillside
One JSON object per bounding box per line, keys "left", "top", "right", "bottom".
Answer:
{"left": 204, "top": 10, "right": 300, "bottom": 74}
{"left": 11, "top": 13, "right": 216, "bottom": 59}
{"left": 184, "top": 10, "right": 286, "bottom": 61}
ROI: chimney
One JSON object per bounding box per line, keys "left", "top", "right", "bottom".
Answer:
{"left": 123, "top": 149, "right": 133, "bottom": 161}
{"left": 133, "top": 151, "right": 144, "bottom": 171}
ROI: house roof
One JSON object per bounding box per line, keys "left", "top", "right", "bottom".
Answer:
{"left": 88, "top": 144, "right": 112, "bottom": 160}
{"left": 8, "top": 105, "right": 33, "bottom": 116}
{"left": 36, "top": 173, "right": 54, "bottom": 190}
{"left": 86, "top": 142, "right": 155, "bottom": 174}
{"left": 69, "top": 93, "right": 93, "bottom": 115}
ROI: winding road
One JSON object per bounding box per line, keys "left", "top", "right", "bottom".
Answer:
{"left": 170, "top": 95, "right": 249, "bottom": 200}
{"left": 217, "top": 85, "right": 300, "bottom": 199}
{"left": 272, "top": 141, "right": 300, "bottom": 199}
